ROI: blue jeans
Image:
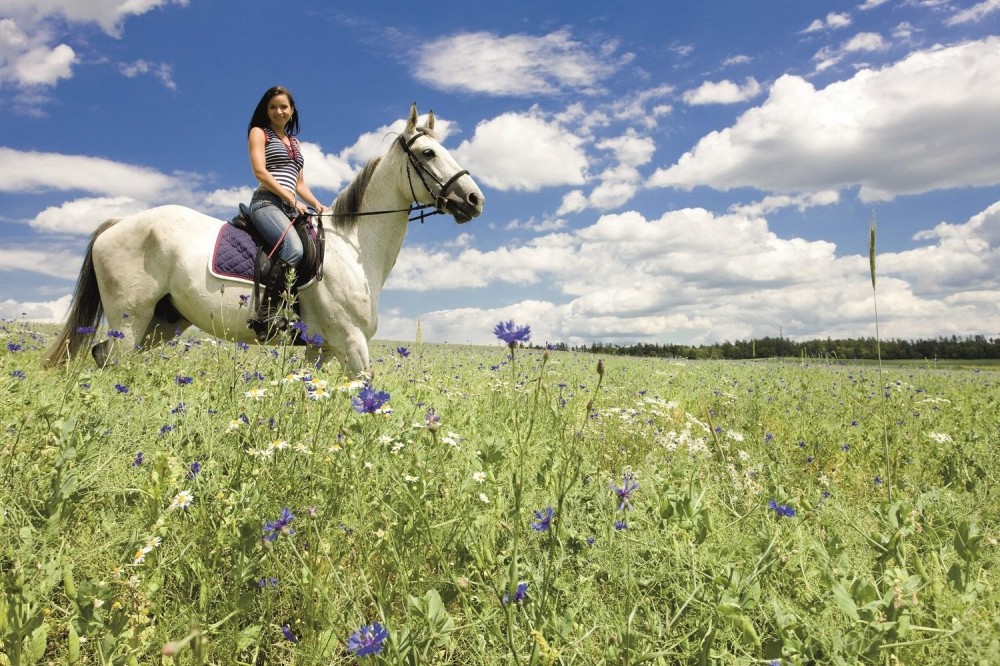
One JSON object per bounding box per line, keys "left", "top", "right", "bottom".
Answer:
{"left": 249, "top": 189, "right": 303, "bottom": 266}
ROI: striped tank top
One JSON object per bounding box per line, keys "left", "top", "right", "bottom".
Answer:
{"left": 260, "top": 126, "right": 304, "bottom": 192}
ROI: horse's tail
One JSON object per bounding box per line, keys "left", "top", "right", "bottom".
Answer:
{"left": 41, "top": 219, "right": 120, "bottom": 368}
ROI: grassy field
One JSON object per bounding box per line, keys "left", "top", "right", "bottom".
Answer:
{"left": 1, "top": 318, "right": 998, "bottom": 665}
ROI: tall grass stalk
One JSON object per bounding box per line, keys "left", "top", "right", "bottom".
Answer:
{"left": 870, "top": 215, "right": 891, "bottom": 503}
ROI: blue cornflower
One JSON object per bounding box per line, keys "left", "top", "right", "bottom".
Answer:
{"left": 493, "top": 320, "right": 531, "bottom": 347}
{"left": 502, "top": 582, "right": 529, "bottom": 605}
{"left": 531, "top": 507, "right": 554, "bottom": 531}
{"left": 11, "top": 370, "right": 25, "bottom": 380}
{"left": 614, "top": 520, "right": 628, "bottom": 531}
{"left": 585, "top": 536, "right": 596, "bottom": 546}
{"left": 352, "top": 386, "right": 390, "bottom": 414}
{"left": 346, "top": 622, "right": 389, "bottom": 658}
{"left": 107, "top": 330, "right": 125, "bottom": 339}
{"left": 159, "top": 424, "right": 173, "bottom": 436}
{"left": 396, "top": 346, "right": 410, "bottom": 358}
{"left": 262, "top": 508, "right": 295, "bottom": 542}
{"left": 257, "top": 577, "right": 278, "bottom": 589}
{"left": 187, "top": 461, "right": 201, "bottom": 479}
{"left": 500, "top": 583, "right": 528, "bottom": 606}
{"left": 115, "top": 383, "right": 128, "bottom": 393}
{"left": 236, "top": 341, "right": 249, "bottom": 352}
{"left": 76, "top": 326, "right": 96, "bottom": 335}
{"left": 764, "top": 433, "right": 774, "bottom": 443}
{"left": 291, "top": 320, "right": 308, "bottom": 333}
{"left": 7, "top": 343, "right": 21, "bottom": 352}
{"left": 767, "top": 500, "right": 796, "bottom": 518}
{"left": 131, "top": 452, "right": 144, "bottom": 467}
{"left": 281, "top": 624, "right": 298, "bottom": 643}
{"left": 425, "top": 407, "right": 441, "bottom": 431}
{"left": 171, "top": 402, "right": 186, "bottom": 414}
{"left": 304, "top": 332, "right": 324, "bottom": 346}
{"left": 176, "top": 376, "right": 193, "bottom": 385}
{"left": 610, "top": 473, "right": 639, "bottom": 511}
{"left": 874, "top": 476, "right": 882, "bottom": 485}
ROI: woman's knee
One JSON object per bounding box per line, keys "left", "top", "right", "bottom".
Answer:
{"left": 281, "top": 236, "right": 304, "bottom": 266}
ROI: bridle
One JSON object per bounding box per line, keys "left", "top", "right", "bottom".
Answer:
{"left": 398, "top": 130, "right": 471, "bottom": 223}
{"left": 315, "top": 129, "right": 470, "bottom": 224}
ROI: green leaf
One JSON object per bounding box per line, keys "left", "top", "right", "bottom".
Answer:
{"left": 831, "top": 582, "right": 859, "bottom": 622}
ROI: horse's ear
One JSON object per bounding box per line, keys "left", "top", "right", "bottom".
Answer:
{"left": 426, "top": 110, "right": 435, "bottom": 131}
{"left": 406, "top": 103, "right": 418, "bottom": 133}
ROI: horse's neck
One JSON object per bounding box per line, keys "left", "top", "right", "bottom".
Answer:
{"left": 355, "top": 161, "right": 410, "bottom": 291}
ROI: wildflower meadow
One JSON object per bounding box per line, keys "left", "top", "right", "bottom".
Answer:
{"left": 1, "top": 316, "right": 998, "bottom": 664}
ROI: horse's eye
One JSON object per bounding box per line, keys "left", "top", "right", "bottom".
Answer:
{"left": 422, "top": 149, "right": 435, "bottom": 158}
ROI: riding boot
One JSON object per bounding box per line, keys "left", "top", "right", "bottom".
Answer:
{"left": 249, "top": 259, "right": 291, "bottom": 342}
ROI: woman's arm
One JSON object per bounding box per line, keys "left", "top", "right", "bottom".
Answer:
{"left": 248, "top": 127, "right": 298, "bottom": 207}
{"left": 295, "top": 169, "right": 326, "bottom": 212}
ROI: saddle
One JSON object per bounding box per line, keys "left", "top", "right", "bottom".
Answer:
{"left": 212, "top": 204, "right": 325, "bottom": 294}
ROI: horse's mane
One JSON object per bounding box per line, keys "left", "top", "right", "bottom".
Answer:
{"left": 329, "top": 157, "right": 382, "bottom": 233}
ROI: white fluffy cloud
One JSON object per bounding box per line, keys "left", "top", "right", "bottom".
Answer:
{"left": 385, "top": 200, "right": 1000, "bottom": 345}
{"left": 0, "top": 294, "right": 71, "bottom": 323}
{"left": 29, "top": 196, "right": 148, "bottom": 234}
{"left": 0, "top": 147, "right": 180, "bottom": 199}
{"left": 453, "top": 110, "right": 588, "bottom": 191}
{"left": 414, "top": 29, "right": 629, "bottom": 97}
{"left": 804, "top": 12, "right": 852, "bottom": 32}
{"left": 648, "top": 38, "right": 1000, "bottom": 201}
{"left": 1, "top": 0, "right": 188, "bottom": 38}
{"left": 682, "top": 77, "right": 762, "bottom": 105}
{"left": 0, "top": 18, "right": 76, "bottom": 87}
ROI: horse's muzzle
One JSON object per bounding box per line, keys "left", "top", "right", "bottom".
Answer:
{"left": 439, "top": 190, "right": 484, "bottom": 224}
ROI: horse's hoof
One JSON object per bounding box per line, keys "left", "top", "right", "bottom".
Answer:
{"left": 92, "top": 341, "right": 109, "bottom": 367}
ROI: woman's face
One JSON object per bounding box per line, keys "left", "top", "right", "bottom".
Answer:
{"left": 267, "top": 94, "right": 294, "bottom": 130}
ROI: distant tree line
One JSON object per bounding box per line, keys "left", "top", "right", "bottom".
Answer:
{"left": 536, "top": 334, "right": 1000, "bottom": 361}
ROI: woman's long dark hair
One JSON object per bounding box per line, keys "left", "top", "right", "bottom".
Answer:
{"left": 247, "top": 85, "right": 300, "bottom": 137}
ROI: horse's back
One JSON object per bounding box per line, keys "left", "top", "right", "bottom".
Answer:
{"left": 94, "top": 205, "right": 223, "bottom": 259}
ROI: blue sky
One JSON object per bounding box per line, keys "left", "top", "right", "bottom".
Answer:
{"left": 2, "top": 0, "right": 999, "bottom": 346}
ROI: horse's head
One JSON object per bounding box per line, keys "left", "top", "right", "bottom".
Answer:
{"left": 399, "top": 104, "right": 484, "bottom": 224}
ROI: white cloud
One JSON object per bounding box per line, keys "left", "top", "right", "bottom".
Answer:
{"left": 453, "top": 110, "right": 588, "bottom": 191}
{"left": 383, "top": 200, "right": 1000, "bottom": 345}
{"left": 0, "top": 18, "right": 76, "bottom": 87}
{"left": 813, "top": 31, "right": 889, "bottom": 72}
{"left": 0, "top": 246, "right": 81, "bottom": 279}
{"left": 682, "top": 77, "right": 762, "bottom": 105}
{"left": 882, "top": 201, "right": 1000, "bottom": 295}
{"left": 414, "top": 29, "right": 629, "bottom": 96}
{"left": 0, "top": 1, "right": 188, "bottom": 101}
{"left": 804, "top": 12, "right": 852, "bottom": 32}
{"left": 0, "top": 294, "right": 71, "bottom": 323}
{"left": 1, "top": 0, "right": 189, "bottom": 38}
{"left": 0, "top": 147, "right": 180, "bottom": 199}
{"left": 728, "top": 191, "right": 841, "bottom": 217}
{"left": 29, "top": 196, "right": 148, "bottom": 234}
{"left": 648, "top": 38, "right": 1000, "bottom": 201}
{"left": 297, "top": 141, "right": 356, "bottom": 194}
{"left": 200, "top": 187, "right": 255, "bottom": 215}
{"left": 119, "top": 59, "right": 176, "bottom": 90}
{"left": 505, "top": 217, "right": 567, "bottom": 233}
{"left": 945, "top": 0, "right": 1000, "bottom": 25}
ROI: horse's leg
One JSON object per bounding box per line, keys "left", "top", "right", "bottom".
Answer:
{"left": 343, "top": 331, "right": 371, "bottom": 377}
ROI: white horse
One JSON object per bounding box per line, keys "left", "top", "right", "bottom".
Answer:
{"left": 42, "top": 105, "right": 484, "bottom": 374}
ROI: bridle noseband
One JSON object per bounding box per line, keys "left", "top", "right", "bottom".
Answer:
{"left": 398, "top": 130, "right": 470, "bottom": 223}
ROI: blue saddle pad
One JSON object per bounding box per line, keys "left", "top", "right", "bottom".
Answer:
{"left": 211, "top": 224, "right": 256, "bottom": 282}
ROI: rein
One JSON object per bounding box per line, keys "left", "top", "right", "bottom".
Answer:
{"left": 312, "top": 129, "right": 466, "bottom": 225}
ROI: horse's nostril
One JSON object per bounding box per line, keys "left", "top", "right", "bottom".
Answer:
{"left": 467, "top": 192, "right": 481, "bottom": 207}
